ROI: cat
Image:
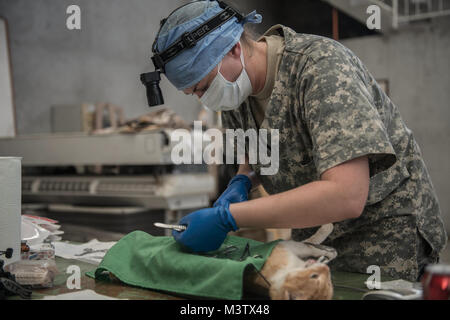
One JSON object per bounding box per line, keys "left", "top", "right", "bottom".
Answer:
{"left": 244, "top": 223, "right": 337, "bottom": 300}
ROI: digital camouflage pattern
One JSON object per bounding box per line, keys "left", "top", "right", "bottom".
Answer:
{"left": 221, "top": 25, "right": 447, "bottom": 281}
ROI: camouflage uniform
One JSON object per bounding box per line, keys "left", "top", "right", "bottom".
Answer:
{"left": 221, "top": 25, "right": 447, "bottom": 281}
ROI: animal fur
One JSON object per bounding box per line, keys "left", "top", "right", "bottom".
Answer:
{"left": 244, "top": 223, "right": 337, "bottom": 300}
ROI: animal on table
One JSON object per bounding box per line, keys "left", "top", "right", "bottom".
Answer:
{"left": 107, "top": 224, "right": 337, "bottom": 300}
{"left": 244, "top": 223, "right": 337, "bottom": 300}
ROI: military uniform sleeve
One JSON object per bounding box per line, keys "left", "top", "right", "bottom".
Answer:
{"left": 300, "top": 41, "right": 396, "bottom": 176}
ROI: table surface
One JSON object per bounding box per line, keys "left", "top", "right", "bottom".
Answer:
{"left": 13, "top": 257, "right": 378, "bottom": 300}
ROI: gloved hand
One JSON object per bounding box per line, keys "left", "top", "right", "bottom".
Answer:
{"left": 172, "top": 204, "right": 238, "bottom": 253}
{"left": 213, "top": 174, "right": 252, "bottom": 208}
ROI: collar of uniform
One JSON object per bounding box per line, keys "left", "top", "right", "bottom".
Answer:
{"left": 251, "top": 35, "right": 284, "bottom": 100}
{"left": 249, "top": 25, "right": 290, "bottom": 100}
{"left": 260, "top": 24, "right": 298, "bottom": 52}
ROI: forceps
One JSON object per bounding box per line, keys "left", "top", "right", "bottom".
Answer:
{"left": 154, "top": 222, "right": 187, "bottom": 232}
{"left": 75, "top": 248, "right": 109, "bottom": 256}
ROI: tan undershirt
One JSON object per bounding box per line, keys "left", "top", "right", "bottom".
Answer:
{"left": 249, "top": 34, "right": 285, "bottom": 128}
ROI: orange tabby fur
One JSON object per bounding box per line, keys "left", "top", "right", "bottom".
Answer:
{"left": 244, "top": 244, "right": 333, "bottom": 300}
{"left": 244, "top": 224, "right": 336, "bottom": 300}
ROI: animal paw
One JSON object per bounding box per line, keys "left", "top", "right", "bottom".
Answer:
{"left": 317, "top": 256, "right": 330, "bottom": 264}
{"left": 305, "top": 259, "right": 317, "bottom": 267}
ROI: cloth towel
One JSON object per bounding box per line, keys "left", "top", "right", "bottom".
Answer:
{"left": 86, "top": 231, "right": 281, "bottom": 300}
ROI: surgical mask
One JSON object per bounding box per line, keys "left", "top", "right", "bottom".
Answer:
{"left": 200, "top": 43, "right": 253, "bottom": 112}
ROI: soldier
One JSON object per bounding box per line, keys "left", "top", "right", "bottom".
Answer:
{"left": 150, "top": 0, "right": 447, "bottom": 282}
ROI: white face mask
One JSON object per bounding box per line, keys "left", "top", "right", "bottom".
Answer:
{"left": 200, "top": 43, "right": 253, "bottom": 112}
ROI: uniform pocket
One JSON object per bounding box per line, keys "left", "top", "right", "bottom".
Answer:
{"left": 366, "top": 159, "right": 411, "bottom": 206}
{"left": 299, "top": 149, "right": 313, "bottom": 166}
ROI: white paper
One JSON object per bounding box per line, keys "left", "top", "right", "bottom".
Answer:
{"left": 53, "top": 239, "right": 116, "bottom": 265}
{"left": 378, "top": 279, "right": 418, "bottom": 291}
{"left": 21, "top": 219, "right": 51, "bottom": 246}
{"left": 42, "top": 289, "right": 123, "bottom": 300}
{"left": 0, "top": 157, "right": 21, "bottom": 265}
{"left": 21, "top": 215, "right": 64, "bottom": 245}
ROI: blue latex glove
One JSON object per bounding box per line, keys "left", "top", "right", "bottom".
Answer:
{"left": 213, "top": 174, "right": 252, "bottom": 208}
{"left": 172, "top": 204, "right": 238, "bottom": 253}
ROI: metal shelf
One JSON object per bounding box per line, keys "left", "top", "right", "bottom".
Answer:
{"left": 0, "top": 131, "right": 173, "bottom": 166}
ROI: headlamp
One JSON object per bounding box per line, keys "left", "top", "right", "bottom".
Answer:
{"left": 140, "top": 71, "right": 164, "bottom": 107}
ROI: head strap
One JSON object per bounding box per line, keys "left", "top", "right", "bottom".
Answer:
{"left": 151, "top": 1, "right": 243, "bottom": 73}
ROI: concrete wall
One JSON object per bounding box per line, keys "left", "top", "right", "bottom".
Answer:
{"left": 341, "top": 17, "right": 450, "bottom": 233}
{"left": 0, "top": 0, "right": 203, "bottom": 134}
{"left": 0, "top": 0, "right": 278, "bottom": 135}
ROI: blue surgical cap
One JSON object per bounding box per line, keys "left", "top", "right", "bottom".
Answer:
{"left": 155, "top": 0, "right": 262, "bottom": 90}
